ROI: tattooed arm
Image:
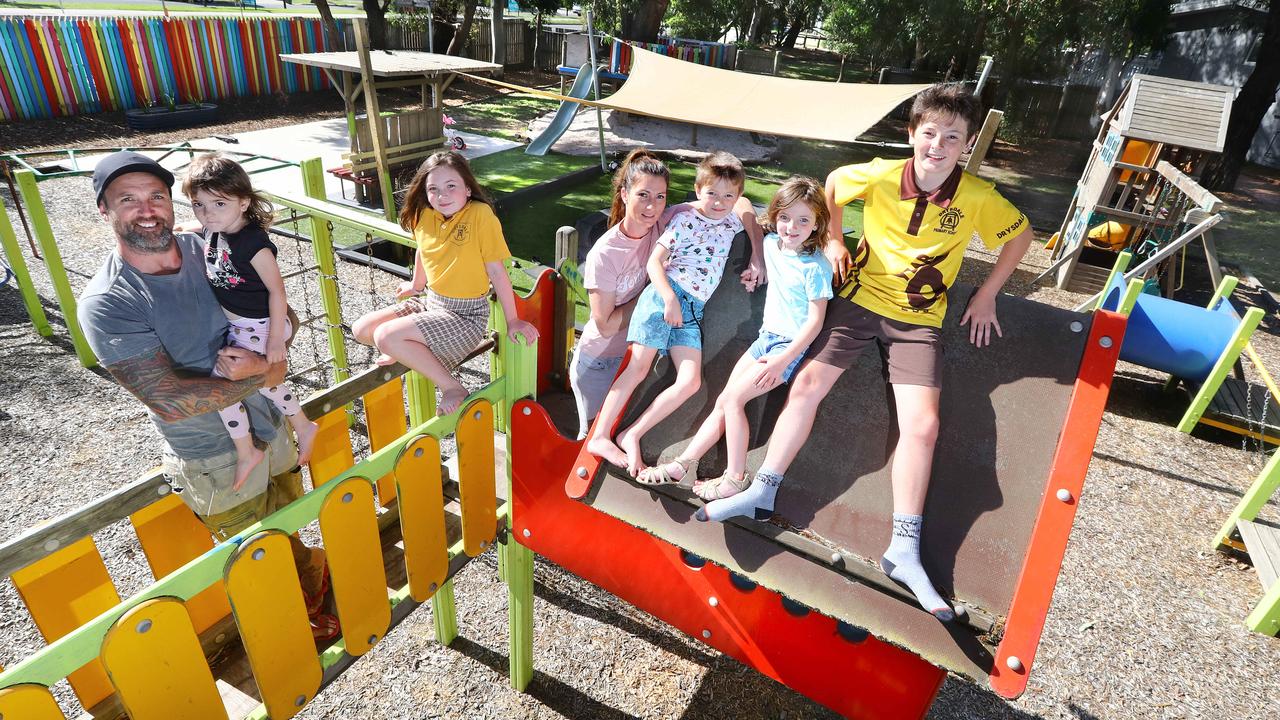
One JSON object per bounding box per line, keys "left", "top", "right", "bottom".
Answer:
{"left": 104, "top": 347, "right": 264, "bottom": 423}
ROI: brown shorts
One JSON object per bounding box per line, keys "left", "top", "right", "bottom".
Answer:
{"left": 807, "top": 298, "right": 942, "bottom": 387}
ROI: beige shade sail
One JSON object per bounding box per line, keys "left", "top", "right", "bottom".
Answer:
{"left": 603, "top": 46, "right": 929, "bottom": 142}
{"left": 461, "top": 45, "right": 929, "bottom": 143}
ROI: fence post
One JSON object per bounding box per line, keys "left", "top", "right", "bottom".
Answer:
{"left": 500, "top": 323, "right": 536, "bottom": 692}
{"left": 14, "top": 170, "right": 95, "bottom": 367}
{"left": 0, "top": 194, "right": 52, "bottom": 337}
{"left": 298, "top": 158, "right": 352, "bottom": 387}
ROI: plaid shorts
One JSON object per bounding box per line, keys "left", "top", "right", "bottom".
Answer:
{"left": 393, "top": 290, "right": 490, "bottom": 369}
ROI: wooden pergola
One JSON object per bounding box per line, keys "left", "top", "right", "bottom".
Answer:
{"left": 282, "top": 21, "right": 501, "bottom": 220}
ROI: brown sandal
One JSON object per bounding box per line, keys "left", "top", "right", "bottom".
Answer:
{"left": 693, "top": 471, "right": 750, "bottom": 501}
{"left": 636, "top": 457, "right": 693, "bottom": 486}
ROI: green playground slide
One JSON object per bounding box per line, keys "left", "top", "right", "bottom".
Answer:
{"left": 526, "top": 64, "right": 598, "bottom": 156}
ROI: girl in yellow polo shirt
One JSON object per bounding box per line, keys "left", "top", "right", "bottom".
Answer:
{"left": 352, "top": 151, "right": 539, "bottom": 415}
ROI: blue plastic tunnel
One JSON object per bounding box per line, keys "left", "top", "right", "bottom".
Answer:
{"left": 1099, "top": 281, "right": 1240, "bottom": 382}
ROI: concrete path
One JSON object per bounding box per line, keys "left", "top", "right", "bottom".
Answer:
{"left": 61, "top": 116, "right": 519, "bottom": 209}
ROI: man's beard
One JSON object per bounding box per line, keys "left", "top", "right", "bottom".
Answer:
{"left": 120, "top": 224, "right": 175, "bottom": 254}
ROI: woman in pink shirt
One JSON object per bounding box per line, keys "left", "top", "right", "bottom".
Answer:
{"left": 571, "top": 150, "right": 670, "bottom": 439}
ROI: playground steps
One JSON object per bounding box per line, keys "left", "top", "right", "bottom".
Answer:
{"left": 1204, "top": 377, "right": 1280, "bottom": 442}
{"left": 1064, "top": 261, "right": 1111, "bottom": 295}
{"left": 1238, "top": 519, "right": 1280, "bottom": 592}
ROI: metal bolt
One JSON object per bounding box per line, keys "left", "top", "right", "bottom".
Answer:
{"left": 701, "top": 629, "right": 712, "bottom": 639}
{"left": 414, "top": 448, "right": 424, "bottom": 457}
{"left": 474, "top": 410, "right": 482, "bottom": 420}
{"left": 429, "top": 582, "right": 438, "bottom": 592}
{"left": 479, "top": 540, "right": 487, "bottom": 550}
{"left": 368, "top": 634, "right": 378, "bottom": 644}
{"left": 522, "top": 528, "right": 531, "bottom": 538}
{"left": 43, "top": 539, "right": 59, "bottom": 552}
{"left": 522, "top": 407, "right": 532, "bottom": 415}
{"left": 323, "top": 403, "right": 332, "bottom": 413}
{"left": 576, "top": 467, "right": 588, "bottom": 478}
{"left": 1099, "top": 336, "right": 1113, "bottom": 348}
{"left": 383, "top": 371, "right": 393, "bottom": 381}
{"left": 342, "top": 492, "right": 353, "bottom": 503}
{"left": 1069, "top": 321, "right": 1084, "bottom": 333}
{"left": 156, "top": 484, "right": 170, "bottom": 496}
{"left": 1056, "top": 488, "right": 1073, "bottom": 503}
{"left": 1006, "top": 656, "right": 1024, "bottom": 672}
{"left": 136, "top": 619, "right": 153, "bottom": 634}
{"left": 215, "top": 632, "right": 227, "bottom": 644}
{"left": 295, "top": 694, "right": 307, "bottom": 707}
{"left": 830, "top": 552, "right": 842, "bottom": 564}
{"left": 708, "top": 596, "right": 718, "bottom": 607}
{"left": 252, "top": 548, "right": 266, "bottom": 561}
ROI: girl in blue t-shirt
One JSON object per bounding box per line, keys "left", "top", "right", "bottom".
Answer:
{"left": 636, "top": 178, "right": 834, "bottom": 509}
{"left": 183, "top": 153, "right": 319, "bottom": 492}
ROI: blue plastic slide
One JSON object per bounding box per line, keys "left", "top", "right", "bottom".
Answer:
{"left": 526, "top": 63, "right": 598, "bottom": 156}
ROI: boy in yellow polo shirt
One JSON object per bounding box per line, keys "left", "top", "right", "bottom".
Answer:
{"left": 697, "top": 84, "right": 1033, "bottom": 623}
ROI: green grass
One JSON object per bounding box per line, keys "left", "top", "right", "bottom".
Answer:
{"left": 1218, "top": 200, "right": 1280, "bottom": 289}
{"left": 471, "top": 148, "right": 597, "bottom": 195}
{"left": 452, "top": 94, "right": 559, "bottom": 143}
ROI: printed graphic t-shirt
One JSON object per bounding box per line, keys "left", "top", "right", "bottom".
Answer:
{"left": 415, "top": 201, "right": 511, "bottom": 299}
{"left": 829, "top": 157, "right": 1028, "bottom": 328}
{"left": 577, "top": 221, "right": 661, "bottom": 359}
{"left": 657, "top": 208, "right": 743, "bottom": 303}
{"left": 204, "top": 224, "right": 278, "bottom": 319}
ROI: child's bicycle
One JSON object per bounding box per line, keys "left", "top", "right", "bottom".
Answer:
{"left": 443, "top": 115, "right": 467, "bottom": 152}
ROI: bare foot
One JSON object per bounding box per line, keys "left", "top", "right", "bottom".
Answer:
{"left": 292, "top": 417, "right": 320, "bottom": 466}
{"left": 585, "top": 436, "right": 628, "bottom": 468}
{"left": 437, "top": 386, "right": 468, "bottom": 416}
{"left": 232, "top": 445, "right": 265, "bottom": 492}
{"left": 616, "top": 427, "right": 643, "bottom": 477}
{"left": 374, "top": 353, "right": 396, "bottom": 367}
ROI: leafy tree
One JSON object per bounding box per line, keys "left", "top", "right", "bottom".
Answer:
{"left": 667, "top": 0, "right": 745, "bottom": 41}
{"left": 1201, "top": 0, "right": 1280, "bottom": 191}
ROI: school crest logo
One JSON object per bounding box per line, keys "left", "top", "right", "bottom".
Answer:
{"left": 935, "top": 207, "right": 962, "bottom": 234}
{"left": 449, "top": 222, "right": 470, "bottom": 246}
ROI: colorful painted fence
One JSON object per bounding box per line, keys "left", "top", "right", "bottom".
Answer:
{"left": 609, "top": 37, "right": 735, "bottom": 75}
{"left": 0, "top": 15, "right": 335, "bottom": 122}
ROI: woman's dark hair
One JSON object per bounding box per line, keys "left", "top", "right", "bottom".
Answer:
{"left": 608, "top": 149, "right": 669, "bottom": 228}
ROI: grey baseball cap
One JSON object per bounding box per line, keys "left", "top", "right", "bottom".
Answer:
{"left": 92, "top": 151, "right": 175, "bottom": 205}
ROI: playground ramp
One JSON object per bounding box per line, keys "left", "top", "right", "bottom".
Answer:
{"left": 528, "top": 238, "right": 1124, "bottom": 708}
{"left": 525, "top": 63, "right": 597, "bottom": 157}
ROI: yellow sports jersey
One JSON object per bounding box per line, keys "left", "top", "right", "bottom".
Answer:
{"left": 415, "top": 201, "right": 511, "bottom": 299}
{"left": 830, "top": 157, "right": 1028, "bottom": 328}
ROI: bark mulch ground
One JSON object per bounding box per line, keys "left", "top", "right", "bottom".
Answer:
{"left": 2, "top": 90, "right": 1279, "bottom": 719}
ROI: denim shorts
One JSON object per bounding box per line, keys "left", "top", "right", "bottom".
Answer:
{"left": 748, "top": 330, "right": 806, "bottom": 383}
{"left": 626, "top": 283, "right": 705, "bottom": 353}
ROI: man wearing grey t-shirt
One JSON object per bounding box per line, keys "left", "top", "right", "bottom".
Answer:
{"left": 78, "top": 152, "right": 335, "bottom": 639}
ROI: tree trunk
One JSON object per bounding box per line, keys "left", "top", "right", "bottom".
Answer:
{"left": 312, "top": 0, "right": 344, "bottom": 51}
{"left": 1201, "top": 0, "right": 1280, "bottom": 191}
{"left": 1091, "top": 44, "right": 1123, "bottom": 132}
{"left": 490, "top": 0, "right": 506, "bottom": 76}
{"left": 447, "top": 0, "right": 478, "bottom": 56}
{"left": 362, "top": 0, "right": 388, "bottom": 49}
{"left": 780, "top": 14, "right": 805, "bottom": 49}
{"left": 621, "top": 0, "right": 668, "bottom": 42}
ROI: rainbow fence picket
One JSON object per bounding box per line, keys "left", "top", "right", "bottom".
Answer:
{"left": 0, "top": 15, "right": 335, "bottom": 122}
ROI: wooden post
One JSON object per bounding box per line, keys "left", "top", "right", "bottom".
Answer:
{"left": 353, "top": 19, "right": 396, "bottom": 221}
{"left": 552, "top": 226, "right": 579, "bottom": 390}
{"left": 964, "top": 108, "right": 1004, "bottom": 174}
